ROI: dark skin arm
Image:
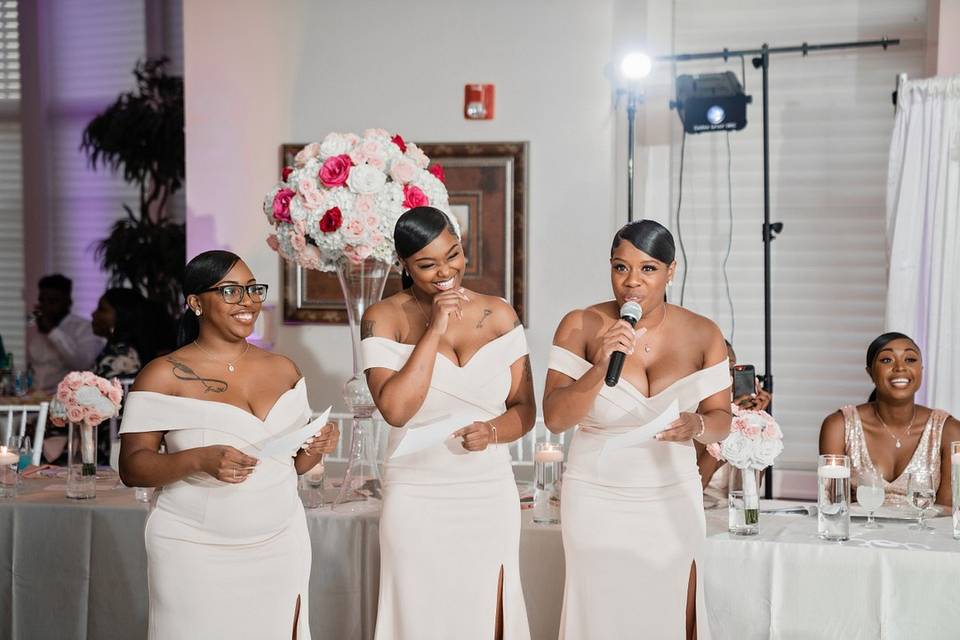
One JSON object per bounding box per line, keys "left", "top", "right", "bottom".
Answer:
{"left": 818, "top": 411, "right": 847, "bottom": 456}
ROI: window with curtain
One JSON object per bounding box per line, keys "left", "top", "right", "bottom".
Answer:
{"left": 668, "top": 0, "right": 928, "bottom": 468}
{"left": 0, "top": 0, "right": 23, "bottom": 368}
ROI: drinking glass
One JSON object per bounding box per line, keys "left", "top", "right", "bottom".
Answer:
{"left": 817, "top": 454, "right": 850, "bottom": 541}
{"left": 951, "top": 441, "right": 959, "bottom": 540}
{"left": 856, "top": 468, "right": 885, "bottom": 529}
{"left": 533, "top": 442, "right": 563, "bottom": 524}
{"left": 907, "top": 470, "right": 936, "bottom": 533}
{"left": 299, "top": 459, "right": 325, "bottom": 509}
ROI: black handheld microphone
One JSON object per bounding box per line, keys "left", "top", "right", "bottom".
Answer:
{"left": 604, "top": 301, "right": 643, "bottom": 387}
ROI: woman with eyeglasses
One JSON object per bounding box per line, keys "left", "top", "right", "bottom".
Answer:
{"left": 118, "top": 250, "right": 339, "bottom": 640}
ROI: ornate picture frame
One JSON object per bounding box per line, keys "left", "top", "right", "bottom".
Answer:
{"left": 279, "top": 141, "right": 528, "bottom": 324}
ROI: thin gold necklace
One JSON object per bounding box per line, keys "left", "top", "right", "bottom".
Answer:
{"left": 873, "top": 403, "right": 917, "bottom": 449}
{"left": 409, "top": 288, "right": 431, "bottom": 327}
{"left": 639, "top": 305, "right": 668, "bottom": 354}
{"left": 193, "top": 339, "right": 249, "bottom": 373}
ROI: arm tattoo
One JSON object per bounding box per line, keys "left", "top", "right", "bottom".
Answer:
{"left": 476, "top": 309, "right": 493, "bottom": 329}
{"left": 522, "top": 356, "right": 533, "bottom": 385}
{"left": 167, "top": 357, "right": 228, "bottom": 394}
{"left": 361, "top": 320, "right": 375, "bottom": 339}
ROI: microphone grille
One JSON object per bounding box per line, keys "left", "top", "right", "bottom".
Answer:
{"left": 620, "top": 301, "right": 643, "bottom": 322}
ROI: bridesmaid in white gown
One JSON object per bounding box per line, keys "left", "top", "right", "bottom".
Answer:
{"left": 542, "top": 221, "right": 732, "bottom": 640}
{"left": 119, "top": 251, "right": 339, "bottom": 640}
{"left": 361, "top": 207, "right": 536, "bottom": 640}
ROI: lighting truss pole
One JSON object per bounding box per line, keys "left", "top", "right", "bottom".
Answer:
{"left": 658, "top": 37, "right": 899, "bottom": 497}
{"left": 626, "top": 88, "right": 640, "bottom": 222}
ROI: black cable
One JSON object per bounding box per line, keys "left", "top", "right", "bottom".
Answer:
{"left": 723, "top": 132, "right": 735, "bottom": 342}
{"left": 676, "top": 131, "right": 688, "bottom": 306}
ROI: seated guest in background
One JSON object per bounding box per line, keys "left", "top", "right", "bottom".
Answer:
{"left": 92, "top": 287, "right": 152, "bottom": 379}
{"left": 28, "top": 274, "right": 104, "bottom": 392}
{"left": 696, "top": 339, "right": 772, "bottom": 498}
{"left": 819, "top": 332, "right": 960, "bottom": 507}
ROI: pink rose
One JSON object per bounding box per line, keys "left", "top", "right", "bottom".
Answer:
{"left": 107, "top": 386, "right": 123, "bottom": 407}
{"left": 65, "top": 376, "right": 82, "bottom": 391}
{"left": 50, "top": 415, "right": 65, "bottom": 427}
{"left": 706, "top": 442, "right": 724, "bottom": 461}
{"left": 319, "top": 155, "right": 353, "bottom": 187}
{"left": 742, "top": 424, "right": 761, "bottom": 439}
{"left": 299, "top": 245, "right": 322, "bottom": 268}
{"left": 266, "top": 234, "right": 280, "bottom": 251}
{"left": 294, "top": 142, "right": 320, "bottom": 167}
{"left": 66, "top": 406, "right": 85, "bottom": 424}
{"left": 290, "top": 233, "right": 306, "bottom": 252}
{"left": 389, "top": 158, "right": 417, "bottom": 184}
{"left": 366, "top": 154, "right": 385, "bottom": 171}
{"left": 343, "top": 244, "right": 372, "bottom": 264}
{"left": 297, "top": 176, "right": 319, "bottom": 194}
{"left": 402, "top": 184, "right": 429, "bottom": 209}
{"left": 293, "top": 219, "right": 307, "bottom": 236}
{"left": 87, "top": 411, "right": 105, "bottom": 427}
{"left": 272, "top": 188, "right": 296, "bottom": 222}
{"left": 354, "top": 194, "right": 375, "bottom": 216}
{"left": 428, "top": 163, "right": 446, "bottom": 183}
{"left": 406, "top": 143, "right": 429, "bottom": 168}
{"left": 363, "top": 128, "right": 391, "bottom": 138}
{"left": 319, "top": 207, "right": 343, "bottom": 233}
{"left": 368, "top": 231, "right": 384, "bottom": 247}
{"left": 391, "top": 134, "right": 407, "bottom": 153}
{"left": 363, "top": 212, "right": 381, "bottom": 230}
{"left": 56, "top": 386, "right": 72, "bottom": 403}
{"left": 354, "top": 245, "right": 373, "bottom": 260}
{"left": 342, "top": 218, "right": 367, "bottom": 242}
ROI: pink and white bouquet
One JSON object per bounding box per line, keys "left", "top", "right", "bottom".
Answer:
{"left": 263, "top": 129, "right": 453, "bottom": 271}
{"left": 49, "top": 371, "right": 123, "bottom": 428}
{"left": 706, "top": 405, "right": 784, "bottom": 471}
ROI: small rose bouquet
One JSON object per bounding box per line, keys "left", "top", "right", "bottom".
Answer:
{"left": 263, "top": 129, "right": 453, "bottom": 271}
{"left": 50, "top": 372, "right": 123, "bottom": 479}
{"left": 707, "top": 405, "right": 784, "bottom": 524}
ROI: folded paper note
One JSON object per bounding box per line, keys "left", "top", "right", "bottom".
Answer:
{"left": 600, "top": 399, "right": 679, "bottom": 455}
{"left": 256, "top": 406, "right": 332, "bottom": 459}
{"left": 390, "top": 411, "right": 490, "bottom": 459}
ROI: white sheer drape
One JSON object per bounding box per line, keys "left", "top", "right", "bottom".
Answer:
{"left": 886, "top": 74, "right": 960, "bottom": 416}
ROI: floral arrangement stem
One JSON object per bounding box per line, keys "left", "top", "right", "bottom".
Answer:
{"left": 742, "top": 467, "right": 760, "bottom": 524}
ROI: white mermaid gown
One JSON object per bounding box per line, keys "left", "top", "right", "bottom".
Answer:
{"left": 361, "top": 326, "right": 531, "bottom": 640}
{"left": 548, "top": 347, "right": 729, "bottom": 640}
{"left": 119, "top": 378, "right": 313, "bottom": 640}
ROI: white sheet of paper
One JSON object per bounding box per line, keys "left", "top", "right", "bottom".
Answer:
{"left": 257, "top": 406, "right": 332, "bottom": 459}
{"left": 600, "top": 399, "right": 679, "bottom": 455}
{"left": 390, "top": 412, "right": 489, "bottom": 459}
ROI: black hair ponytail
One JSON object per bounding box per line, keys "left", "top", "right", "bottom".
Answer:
{"left": 394, "top": 206, "right": 458, "bottom": 289}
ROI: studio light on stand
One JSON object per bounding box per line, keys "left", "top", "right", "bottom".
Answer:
{"left": 671, "top": 71, "right": 751, "bottom": 134}
{"left": 616, "top": 52, "right": 652, "bottom": 222}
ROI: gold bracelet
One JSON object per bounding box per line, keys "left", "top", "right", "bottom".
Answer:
{"left": 488, "top": 421, "right": 498, "bottom": 444}
{"left": 694, "top": 413, "right": 706, "bottom": 440}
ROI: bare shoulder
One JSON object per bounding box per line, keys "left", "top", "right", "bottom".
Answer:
{"left": 361, "top": 294, "right": 405, "bottom": 340}
{"left": 553, "top": 303, "right": 612, "bottom": 354}
{"left": 469, "top": 292, "right": 520, "bottom": 334}
{"left": 668, "top": 304, "right": 725, "bottom": 361}
{"left": 821, "top": 409, "right": 846, "bottom": 430}
{"left": 248, "top": 347, "right": 302, "bottom": 386}
{"left": 131, "top": 348, "right": 190, "bottom": 394}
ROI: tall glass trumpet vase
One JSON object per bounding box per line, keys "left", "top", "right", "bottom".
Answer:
{"left": 333, "top": 258, "right": 390, "bottom": 512}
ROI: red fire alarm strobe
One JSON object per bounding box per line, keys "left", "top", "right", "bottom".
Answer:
{"left": 464, "top": 84, "right": 495, "bottom": 119}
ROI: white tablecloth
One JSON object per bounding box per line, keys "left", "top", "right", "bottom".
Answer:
{"left": 1, "top": 481, "right": 958, "bottom": 639}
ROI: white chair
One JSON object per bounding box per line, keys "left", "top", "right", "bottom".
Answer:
{"left": 0, "top": 402, "right": 50, "bottom": 466}
{"left": 108, "top": 377, "right": 137, "bottom": 441}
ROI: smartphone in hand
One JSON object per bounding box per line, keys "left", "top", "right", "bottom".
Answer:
{"left": 732, "top": 364, "right": 756, "bottom": 400}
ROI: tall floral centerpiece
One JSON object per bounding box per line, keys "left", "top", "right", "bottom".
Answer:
{"left": 49, "top": 372, "right": 123, "bottom": 499}
{"left": 707, "top": 406, "right": 784, "bottom": 535}
{"left": 263, "top": 129, "right": 450, "bottom": 510}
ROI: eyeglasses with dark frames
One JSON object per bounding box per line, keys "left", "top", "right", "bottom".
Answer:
{"left": 200, "top": 283, "right": 269, "bottom": 304}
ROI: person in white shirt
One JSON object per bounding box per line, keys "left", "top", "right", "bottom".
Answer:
{"left": 28, "top": 274, "right": 104, "bottom": 392}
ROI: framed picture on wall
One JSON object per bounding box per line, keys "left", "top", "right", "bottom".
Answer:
{"left": 279, "top": 141, "right": 529, "bottom": 324}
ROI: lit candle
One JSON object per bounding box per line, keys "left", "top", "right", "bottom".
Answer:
{"left": 817, "top": 464, "right": 850, "bottom": 479}
{"left": 305, "top": 463, "right": 325, "bottom": 481}
{"left": 952, "top": 453, "right": 960, "bottom": 466}
{"left": 0, "top": 446, "right": 18, "bottom": 467}
{"left": 534, "top": 449, "right": 564, "bottom": 463}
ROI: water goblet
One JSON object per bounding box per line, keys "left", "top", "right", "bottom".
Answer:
{"left": 856, "top": 468, "right": 885, "bottom": 529}
{"left": 907, "top": 470, "right": 936, "bottom": 533}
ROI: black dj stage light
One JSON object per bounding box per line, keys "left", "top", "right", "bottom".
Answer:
{"left": 671, "top": 71, "right": 752, "bottom": 134}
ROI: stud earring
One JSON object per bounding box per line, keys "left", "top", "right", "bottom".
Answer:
{"left": 194, "top": 308, "right": 202, "bottom": 317}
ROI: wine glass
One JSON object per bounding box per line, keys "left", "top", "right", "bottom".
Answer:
{"left": 856, "top": 468, "right": 885, "bottom": 529}
{"left": 907, "top": 470, "right": 936, "bottom": 532}
{"left": 299, "top": 456, "right": 325, "bottom": 509}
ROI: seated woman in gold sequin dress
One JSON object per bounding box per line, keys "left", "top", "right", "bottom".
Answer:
{"left": 819, "top": 332, "right": 960, "bottom": 507}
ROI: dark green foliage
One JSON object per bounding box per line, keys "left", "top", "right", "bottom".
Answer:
{"left": 80, "top": 58, "right": 185, "bottom": 318}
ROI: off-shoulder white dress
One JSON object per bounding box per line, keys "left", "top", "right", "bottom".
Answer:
{"left": 362, "top": 326, "right": 531, "bottom": 640}
{"left": 119, "top": 378, "right": 313, "bottom": 640}
{"left": 549, "top": 348, "right": 730, "bottom": 640}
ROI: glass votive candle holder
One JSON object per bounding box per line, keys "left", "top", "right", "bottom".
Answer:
{"left": 0, "top": 445, "right": 20, "bottom": 500}
{"left": 299, "top": 462, "right": 325, "bottom": 510}
{"left": 533, "top": 442, "right": 563, "bottom": 524}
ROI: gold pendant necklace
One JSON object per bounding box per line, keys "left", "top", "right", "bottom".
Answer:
{"left": 193, "top": 339, "right": 249, "bottom": 373}
{"left": 873, "top": 403, "right": 917, "bottom": 449}
{"left": 639, "top": 305, "right": 668, "bottom": 353}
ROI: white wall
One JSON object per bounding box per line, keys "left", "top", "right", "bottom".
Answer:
{"left": 184, "top": 0, "right": 621, "bottom": 411}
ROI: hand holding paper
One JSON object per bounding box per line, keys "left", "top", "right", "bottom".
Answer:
{"left": 600, "top": 400, "right": 679, "bottom": 456}
{"left": 390, "top": 411, "right": 491, "bottom": 459}
{"left": 257, "top": 406, "right": 332, "bottom": 459}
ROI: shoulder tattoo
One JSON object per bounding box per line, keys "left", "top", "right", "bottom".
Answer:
{"left": 166, "top": 357, "right": 228, "bottom": 394}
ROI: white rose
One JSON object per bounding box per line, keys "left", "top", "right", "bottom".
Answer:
{"left": 721, "top": 433, "right": 755, "bottom": 468}
{"left": 320, "top": 133, "right": 350, "bottom": 158}
{"left": 754, "top": 438, "right": 783, "bottom": 467}
{"left": 347, "top": 164, "right": 387, "bottom": 195}
{"left": 75, "top": 386, "right": 102, "bottom": 405}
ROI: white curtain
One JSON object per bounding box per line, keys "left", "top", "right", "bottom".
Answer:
{"left": 886, "top": 74, "right": 960, "bottom": 416}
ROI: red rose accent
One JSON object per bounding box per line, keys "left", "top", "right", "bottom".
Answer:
{"left": 402, "top": 184, "right": 429, "bottom": 209}
{"left": 281, "top": 166, "right": 293, "bottom": 181}
{"left": 318, "top": 154, "right": 353, "bottom": 187}
{"left": 391, "top": 134, "right": 407, "bottom": 153}
{"left": 428, "top": 163, "right": 446, "bottom": 183}
{"left": 319, "top": 206, "right": 343, "bottom": 233}
{"left": 272, "top": 188, "right": 296, "bottom": 222}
